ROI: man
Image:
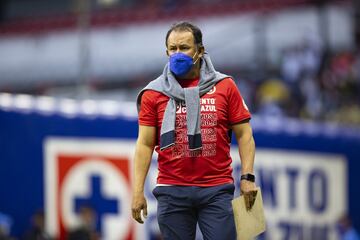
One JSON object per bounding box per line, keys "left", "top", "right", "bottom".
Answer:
{"left": 66, "top": 205, "right": 99, "bottom": 240}
{"left": 337, "top": 214, "right": 360, "bottom": 240}
{"left": 22, "top": 210, "right": 53, "bottom": 240}
{"left": 132, "top": 21, "right": 256, "bottom": 240}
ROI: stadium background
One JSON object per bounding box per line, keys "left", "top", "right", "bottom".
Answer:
{"left": 1, "top": 0, "right": 360, "bottom": 239}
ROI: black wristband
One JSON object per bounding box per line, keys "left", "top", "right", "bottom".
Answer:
{"left": 241, "top": 173, "right": 255, "bottom": 182}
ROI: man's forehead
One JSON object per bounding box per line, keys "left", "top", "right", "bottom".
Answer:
{"left": 167, "top": 30, "right": 194, "bottom": 45}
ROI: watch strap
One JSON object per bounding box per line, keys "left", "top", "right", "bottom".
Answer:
{"left": 241, "top": 173, "right": 255, "bottom": 182}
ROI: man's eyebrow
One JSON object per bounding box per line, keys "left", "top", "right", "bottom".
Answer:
{"left": 168, "top": 43, "right": 190, "bottom": 48}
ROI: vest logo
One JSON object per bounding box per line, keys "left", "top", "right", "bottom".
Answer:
{"left": 44, "top": 138, "right": 142, "bottom": 240}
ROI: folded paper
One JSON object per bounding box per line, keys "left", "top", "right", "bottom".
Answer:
{"left": 232, "top": 187, "right": 266, "bottom": 240}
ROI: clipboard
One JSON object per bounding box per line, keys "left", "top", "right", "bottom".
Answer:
{"left": 231, "top": 187, "right": 266, "bottom": 240}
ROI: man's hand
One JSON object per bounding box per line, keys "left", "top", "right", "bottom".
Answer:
{"left": 241, "top": 180, "right": 257, "bottom": 211}
{"left": 131, "top": 192, "right": 148, "bottom": 224}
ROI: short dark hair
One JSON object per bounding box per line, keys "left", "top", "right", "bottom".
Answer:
{"left": 165, "top": 21, "right": 203, "bottom": 48}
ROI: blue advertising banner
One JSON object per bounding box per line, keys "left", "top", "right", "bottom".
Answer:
{"left": 1, "top": 93, "right": 360, "bottom": 239}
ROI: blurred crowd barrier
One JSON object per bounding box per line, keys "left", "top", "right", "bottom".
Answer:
{"left": 239, "top": 47, "right": 360, "bottom": 125}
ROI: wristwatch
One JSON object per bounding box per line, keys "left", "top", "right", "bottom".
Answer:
{"left": 240, "top": 173, "right": 255, "bottom": 182}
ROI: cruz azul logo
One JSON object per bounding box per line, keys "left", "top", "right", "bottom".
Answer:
{"left": 207, "top": 86, "right": 216, "bottom": 95}
{"left": 44, "top": 138, "right": 143, "bottom": 240}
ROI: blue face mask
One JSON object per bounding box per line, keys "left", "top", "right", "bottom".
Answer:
{"left": 169, "top": 52, "right": 199, "bottom": 77}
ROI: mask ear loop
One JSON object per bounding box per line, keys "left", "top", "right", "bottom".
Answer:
{"left": 193, "top": 51, "right": 200, "bottom": 65}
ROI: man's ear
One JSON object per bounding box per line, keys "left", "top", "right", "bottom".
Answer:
{"left": 166, "top": 49, "right": 169, "bottom": 57}
{"left": 198, "top": 46, "right": 205, "bottom": 58}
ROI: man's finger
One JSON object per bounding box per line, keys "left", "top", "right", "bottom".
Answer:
{"left": 244, "top": 190, "right": 257, "bottom": 211}
{"left": 131, "top": 208, "right": 136, "bottom": 219}
{"left": 143, "top": 205, "right": 148, "bottom": 219}
{"left": 136, "top": 214, "right": 144, "bottom": 224}
{"left": 132, "top": 208, "right": 144, "bottom": 224}
{"left": 135, "top": 211, "right": 144, "bottom": 224}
